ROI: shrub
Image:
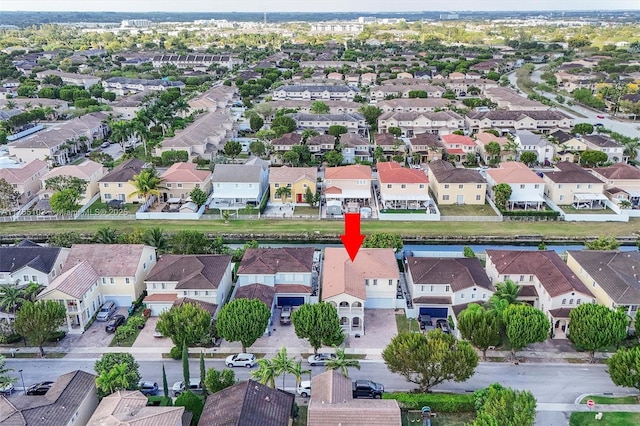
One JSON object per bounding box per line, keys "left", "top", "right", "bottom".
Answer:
{"left": 169, "top": 346, "right": 182, "bottom": 360}
{"left": 147, "top": 396, "right": 173, "bottom": 406}
{"left": 47, "top": 331, "right": 66, "bottom": 342}
{"left": 382, "top": 392, "right": 475, "bottom": 413}
{"left": 143, "top": 308, "right": 151, "bottom": 318}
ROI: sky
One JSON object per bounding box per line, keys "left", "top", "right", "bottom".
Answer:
{"left": 0, "top": 0, "right": 638, "bottom": 13}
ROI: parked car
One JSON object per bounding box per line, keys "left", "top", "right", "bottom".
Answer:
{"left": 172, "top": 378, "right": 202, "bottom": 397}
{"left": 352, "top": 379, "right": 384, "bottom": 399}
{"left": 225, "top": 353, "right": 256, "bottom": 368}
{"left": 26, "top": 381, "right": 54, "bottom": 396}
{"left": 297, "top": 380, "right": 311, "bottom": 397}
{"left": 280, "top": 306, "right": 292, "bottom": 325}
{"left": 105, "top": 314, "right": 126, "bottom": 333}
{"left": 153, "top": 328, "right": 163, "bottom": 338}
{"left": 0, "top": 382, "right": 14, "bottom": 396}
{"left": 307, "top": 353, "right": 337, "bottom": 366}
{"left": 96, "top": 301, "right": 116, "bottom": 321}
{"left": 594, "top": 123, "right": 604, "bottom": 127}
{"left": 436, "top": 319, "right": 451, "bottom": 334}
{"left": 101, "top": 141, "right": 111, "bottom": 148}
{"left": 596, "top": 115, "right": 605, "bottom": 119}
{"left": 138, "top": 380, "right": 159, "bottom": 396}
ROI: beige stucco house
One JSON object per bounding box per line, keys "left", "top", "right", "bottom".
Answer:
{"left": 543, "top": 162, "right": 606, "bottom": 208}
{"left": 39, "top": 160, "right": 107, "bottom": 205}
{"left": 98, "top": 158, "right": 146, "bottom": 204}
{"left": 269, "top": 166, "right": 318, "bottom": 204}
{"left": 0, "top": 159, "right": 49, "bottom": 210}
{"left": 160, "top": 162, "right": 212, "bottom": 202}
{"left": 428, "top": 160, "right": 487, "bottom": 205}
{"left": 87, "top": 390, "right": 186, "bottom": 426}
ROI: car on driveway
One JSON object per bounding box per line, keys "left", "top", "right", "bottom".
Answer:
{"left": 225, "top": 353, "right": 256, "bottom": 368}
{"left": 307, "top": 353, "right": 337, "bottom": 366}
{"left": 138, "top": 380, "right": 159, "bottom": 396}
{"left": 105, "top": 314, "right": 126, "bottom": 333}
{"left": 297, "top": 380, "right": 311, "bottom": 397}
{"left": 596, "top": 115, "right": 605, "bottom": 119}
{"left": 594, "top": 123, "right": 604, "bottom": 127}
{"left": 436, "top": 319, "right": 451, "bottom": 334}
{"left": 101, "top": 141, "right": 111, "bottom": 148}
{"left": 280, "top": 306, "right": 292, "bottom": 325}
{"left": 26, "top": 381, "right": 54, "bottom": 396}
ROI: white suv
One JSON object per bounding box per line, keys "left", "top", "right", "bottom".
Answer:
{"left": 225, "top": 353, "right": 256, "bottom": 368}
{"left": 297, "top": 380, "right": 311, "bottom": 397}
{"left": 172, "top": 378, "right": 202, "bottom": 397}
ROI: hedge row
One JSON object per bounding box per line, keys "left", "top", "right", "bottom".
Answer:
{"left": 147, "top": 396, "right": 173, "bottom": 406}
{"left": 382, "top": 392, "right": 475, "bottom": 413}
{"left": 500, "top": 209, "right": 560, "bottom": 218}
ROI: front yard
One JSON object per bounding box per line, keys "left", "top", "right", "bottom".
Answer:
{"left": 570, "top": 412, "right": 640, "bottom": 425}
{"left": 403, "top": 411, "right": 475, "bottom": 426}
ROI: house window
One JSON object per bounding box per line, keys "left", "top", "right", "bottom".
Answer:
{"left": 150, "top": 254, "right": 153, "bottom": 261}
{"left": 482, "top": 293, "right": 487, "bottom": 299}
{"left": 421, "top": 285, "right": 425, "bottom": 292}
{"left": 389, "top": 280, "right": 393, "bottom": 286}
{"left": 110, "top": 278, "right": 114, "bottom": 285}
{"left": 125, "top": 278, "right": 130, "bottom": 284}
{"left": 471, "top": 293, "right": 476, "bottom": 299}
{"left": 534, "top": 184, "right": 539, "bottom": 189}
{"left": 104, "top": 183, "right": 109, "bottom": 188}
{"left": 458, "top": 184, "right": 464, "bottom": 189}
{"left": 373, "top": 279, "right": 378, "bottom": 286}
{"left": 161, "top": 283, "right": 166, "bottom": 289}
{"left": 430, "top": 285, "right": 434, "bottom": 292}
{"left": 419, "top": 184, "right": 424, "bottom": 189}
{"left": 102, "top": 278, "right": 106, "bottom": 285}
{"left": 143, "top": 263, "right": 147, "bottom": 270}
{"left": 576, "top": 299, "right": 581, "bottom": 305}
{"left": 205, "top": 291, "right": 210, "bottom": 296}
{"left": 183, "top": 291, "right": 188, "bottom": 296}
{"left": 520, "top": 184, "right": 525, "bottom": 189}
{"left": 274, "top": 183, "right": 280, "bottom": 188}
{"left": 365, "top": 279, "right": 369, "bottom": 286}
{"left": 443, "top": 195, "right": 450, "bottom": 201}
{"left": 31, "top": 275, "right": 37, "bottom": 282}
{"left": 401, "top": 184, "right": 406, "bottom": 189}
{"left": 562, "top": 299, "right": 566, "bottom": 305}
{"left": 166, "top": 183, "right": 172, "bottom": 188}
{"left": 476, "top": 195, "right": 481, "bottom": 201}
{"left": 235, "top": 184, "right": 239, "bottom": 188}
{"left": 476, "top": 184, "right": 482, "bottom": 189}
{"left": 588, "top": 184, "right": 592, "bottom": 189}
{"left": 105, "top": 193, "right": 112, "bottom": 200}
{"left": 445, "top": 285, "right": 450, "bottom": 292}
{"left": 529, "top": 275, "right": 534, "bottom": 281}
{"left": 194, "top": 291, "right": 199, "bottom": 296}
{"left": 461, "top": 293, "right": 465, "bottom": 299}
{"left": 152, "top": 283, "right": 157, "bottom": 289}
{"left": 23, "top": 275, "right": 28, "bottom": 282}
{"left": 177, "top": 183, "right": 183, "bottom": 188}
{"left": 569, "top": 299, "right": 574, "bottom": 305}
{"left": 444, "top": 184, "right": 449, "bottom": 189}
{"left": 520, "top": 275, "right": 525, "bottom": 282}
{"left": 559, "top": 195, "right": 564, "bottom": 201}
{"left": 118, "top": 183, "right": 123, "bottom": 188}
{"left": 576, "top": 184, "right": 581, "bottom": 189}
{"left": 387, "top": 184, "right": 392, "bottom": 189}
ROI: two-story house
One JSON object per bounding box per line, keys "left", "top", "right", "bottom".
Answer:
{"left": 485, "top": 162, "right": 546, "bottom": 210}
{"left": 272, "top": 85, "right": 358, "bottom": 101}
{"left": 210, "top": 163, "right": 269, "bottom": 207}
{"left": 591, "top": 163, "right": 640, "bottom": 207}
{"left": 486, "top": 250, "right": 595, "bottom": 338}
{"left": 0, "top": 159, "right": 49, "bottom": 210}
{"left": 474, "top": 132, "right": 512, "bottom": 165}
{"left": 377, "top": 111, "right": 464, "bottom": 137}
{"left": 339, "top": 133, "right": 372, "bottom": 163}
{"left": 160, "top": 162, "right": 212, "bottom": 203}
{"left": 0, "top": 239, "right": 69, "bottom": 287}
{"left": 405, "top": 256, "right": 494, "bottom": 323}
{"left": 441, "top": 134, "right": 478, "bottom": 163}
{"left": 289, "top": 113, "right": 366, "bottom": 135}
{"left": 581, "top": 134, "right": 626, "bottom": 164}
{"left": 550, "top": 130, "right": 587, "bottom": 163}
{"left": 98, "top": 158, "right": 146, "bottom": 204}
{"left": 408, "top": 133, "right": 445, "bottom": 164}
{"left": 428, "top": 160, "right": 487, "bottom": 205}
{"left": 307, "top": 134, "right": 336, "bottom": 156}
{"left": 377, "top": 161, "right": 431, "bottom": 210}
{"left": 269, "top": 166, "right": 318, "bottom": 204}
{"left": 143, "top": 254, "right": 233, "bottom": 317}
{"left": 322, "top": 248, "right": 399, "bottom": 334}
{"left": 514, "top": 130, "right": 555, "bottom": 165}
{"left": 323, "top": 165, "right": 373, "bottom": 215}
{"left": 376, "top": 98, "right": 452, "bottom": 113}
{"left": 271, "top": 133, "right": 302, "bottom": 153}
{"left": 465, "top": 110, "right": 573, "bottom": 133}
{"left": 373, "top": 133, "right": 405, "bottom": 161}
{"left": 543, "top": 162, "right": 607, "bottom": 208}
{"left": 39, "top": 160, "right": 107, "bottom": 205}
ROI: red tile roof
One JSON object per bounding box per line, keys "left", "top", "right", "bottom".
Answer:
{"left": 377, "top": 161, "right": 428, "bottom": 184}
{"left": 324, "top": 164, "right": 372, "bottom": 180}
{"left": 441, "top": 134, "right": 477, "bottom": 147}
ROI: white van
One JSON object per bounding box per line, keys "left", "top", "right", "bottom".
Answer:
{"left": 96, "top": 301, "right": 116, "bottom": 321}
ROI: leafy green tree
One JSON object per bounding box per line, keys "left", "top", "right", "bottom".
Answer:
{"left": 160, "top": 150, "right": 189, "bottom": 166}
{"left": 580, "top": 150, "right": 608, "bottom": 167}
{"left": 325, "top": 347, "right": 361, "bottom": 378}
{"left": 519, "top": 151, "right": 537, "bottom": 166}
{"left": 387, "top": 127, "right": 402, "bottom": 137}
{"left": 217, "top": 298, "right": 271, "bottom": 352}
{"left": 113, "top": 325, "right": 135, "bottom": 346}
{"left": 175, "top": 391, "right": 204, "bottom": 425}
{"left": 249, "top": 140, "right": 266, "bottom": 157}
{"left": 0, "top": 178, "right": 19, "bottom": 214}
{"left": 94, "top": 353, "right": 140, "bottom": 396}
{"left": 572, "top": 123, "right": 594, "bottom": 136}
{"left": 182, "top": 343, "right": 190, "bottom": 389}
{"left": 310, "top": 101, "right": 330, "bottom": 114}
{"left": 463, "top": 246, "right": 475, "bottom": 258}
{"left": 304, "top": 186, "right": 319, "bottom": 207}
{"left": 359, "top": 105, "right": 383, "bottom": 131}
{"left": 472, "top": 383, "right": 537, "bottom": 426}
{"left": 585, "top": 236, "right": 620, "bottom": 250}
{"left": 169, "top": 230, "right": 213, "bottom": 254}
{"left": 607, "top": 346, "right": 640, "bottom": 400}
{"left": 96, "top": 363, "right": 130, "bottom": 396}
{"left": 484, "top": 141, "right": 502, "bottom": 164}
{"left": 493, "top": 183, "right": 512, "bottom": 210}
{"left": 145, "top": 227, "right": 169, "bottom": 254}
{"left": 362, "top": 232, "right": 403, "bottom": 252}
{"left": 14, "top": 300, "right": 66, "bottom": 357}
{"left": 205, "top": 368, "right": 236, "bottom": 394}
{"left": 199, "top": 352, "right": 206, "bottom": 394}
{"left": 0, "top": 355, "right": 15, "bottom": 391}
{"left": 157, "top": 303, "right": 212, "bottom": 347}
{"left": 408, "top": 90, "right": 428, "bottom": 98}
{"left": 291, "top": 302, "right": 344, "bottom": 354}
{"left": 324, "top": 150, "right": 343, "bottom": 167}
{"left": 47, "top": 231, "right": 84, "bottom": 248}
{"left": 382, "top": 330, "right": 478, "bottom": 392}
{"left": 327, "top": 125, "right": 348, "bottom": 138}
{"left": 458, "top": 304, "right": 502, "bottom": 361}
{"left": 189, "top": 187, "right": 208, "bottom": 208}
{"left": 568, "top": 303, "right": 628, "bottom": 363}
{"left": 271, "top": 115, "right": 297, "bottom": 137}
{"left": 249, "top": 115, "right": 264, "bottom": 132}
{"left": 93, "top": 226, "right": 119, "bottom": 244}
{"left": 503, "top": 304, "right": 550, "bottom": 362}
{"left": 223, "top": 141, "right": 243, "bottom": 159}
{"left": 49, "top": 189, "right": 82, "bottom": 213}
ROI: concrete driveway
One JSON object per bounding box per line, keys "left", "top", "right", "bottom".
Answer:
{"left": 346, "top": 309, "right": 397, "bottom": 352}
{"left": 58, "top": 307, "right": 129, "bottom": 349}
{"left": 132, "top": 317, "right": 172, "bottom": 350}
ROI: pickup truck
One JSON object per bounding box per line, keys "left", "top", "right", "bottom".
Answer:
{"left": 352, "top": 379, "right": 384, "bottom": 399}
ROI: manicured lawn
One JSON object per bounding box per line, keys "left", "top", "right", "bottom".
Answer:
{"left": 293, "top": 206, "right": 320, "bottom": 216}
{"left": 84, "top": 200, "right": 139, "bottom": 215}
{"left": 570, "top": 412, "right": 640, "bottom": 425}
{"left": 402, "top": 410, "right": 475, "bottom": 426}
{"left": 560, "top": 206, "right": 616, "bottom": 215}
{"left": 436, "top": 204, "right": 498, "bottom": 216}
{"left": 108, "top": 309, "right": 147, "bottom": 347}
{"left": 395, "top": 314, "right": 421, "bottom": 334}
{"left": 580, "top": 395, "right": 639, "bottom": 405}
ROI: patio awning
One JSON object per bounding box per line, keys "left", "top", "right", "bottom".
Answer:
{"left": 573, "top": 193, "right": 607, "bottom": 201}
{"left": 509, "top": 193, "right": 544, "bottom": 202}
{"left": 381, "top": 193, "right": 431, "bottom": 201}
{"left": 167, "top": 197, "right": 182, "bottom": 204}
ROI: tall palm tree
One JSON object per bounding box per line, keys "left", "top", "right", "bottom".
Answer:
{"left": 0, "top": 283, "right": 27, "bottom": 314}
{"left": 109, "top": 120, "right": 133, "bottom": 151}
{"left": 490, "top": 279, "right": 521, "bottom": 305}
{"left": 271, "top": 347, "right": 296, "bottom": 390}
{"left": 290, "top": 360, "right": 311, "bottom": 388}
{"left": 145, "top": 227, "right": 169, "bottom": 254}
{"left": 251, "top": 358, "right": 278, "bottom": 388}
{"left": 129, "top": 169, "right": 164, "bottom": 203}
{"left": 94, "top": 227, "right": 119, "bottom": 244}
{"left": 0, "top": 355, "right": 15, "bottom": 390}
{"left": 22, "top": 282, "right": 43, "bottom": 302}
{"left": 325, "top": 348, "right": 361, "bottom": 378}
{"left": 96, "top": 363, "right": 129, "bottom": 395}
{"left": 130, "top": 119, "right": 151, "bottom": 159}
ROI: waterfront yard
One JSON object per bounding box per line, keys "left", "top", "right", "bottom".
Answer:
{"left": 437, "top": 204, "right": 498, "bottom": 216}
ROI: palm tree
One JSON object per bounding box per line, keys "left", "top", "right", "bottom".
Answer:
{"left": 145, "top": 227, "right": 169, "bottom": 253}
{"left": 623, "top": 139, "right": 640, "bottom": 161}
{"left": 22, "top": 282, "right": 43, "bottom": 302}
{"left": 131, "top": 119, "right": 151, "bottom": 159}
{"left": 109, "top": 121, "right": 133, "bottom": 150}
{"left": 129, "top": 169, "right": 164, "bottom": 203}
{"left": 0, "top": 283, "right": 27, "bottom": 314}
{"left": 96, "top": 363, "right": 129, "bottom": 395}
{"left": 271, "top": 347, "right": 296, "bottom": 390}
{"left": 275, "top": 186, "right": 292, "bottom": 202}
{"left": 0, "top": 355, "right": 15, "bottom": 390}
{"left": 325, "top": 348, "right": 361, "bottom": 378}
{"left": 490, "top": 279, "right": 521, "bottom": 305}
{"left": 94, "top": 227, "right": 119, "bottom": 244}
{"left": 290, "top": 360, "right": 311, "bottom": 388}
{"left": 4, "top": 100, "right": 16, "bottom": 110}
{"left": 503, "top": 140, "right": 519, "bottom": 161}
{"left": 251, "top": 358, "right": 278, "bottom": 388}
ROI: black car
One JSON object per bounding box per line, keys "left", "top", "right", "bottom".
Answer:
{"left": 105, "top": 314, "right": 126, "bottom": 333}
{"left": 436, "top": 319, "right": 451, "bottom": 334}
{"left": 26, "top": 381, "right": 54, "bottom": 396}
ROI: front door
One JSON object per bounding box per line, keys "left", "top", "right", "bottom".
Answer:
{"left": 297, "top": 193, "right": 303, "bottom": 203}
{"left": 456, "top": 195, "right": 464, "bottom": 204}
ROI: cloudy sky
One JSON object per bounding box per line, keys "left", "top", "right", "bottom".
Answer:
{"left": 0, "top": 0, "right": 638, "bottom": 12}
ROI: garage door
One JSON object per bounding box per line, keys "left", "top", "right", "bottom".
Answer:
{"left": 277, "top": 296, "right": 305, "bottom": 307}
{"left": 419, "top": 307, "right": 449, "bottom": 318}
{"left": 103, "top": 295, "right": 133, "bottom": 307}
{"left": 147, "top": 303, "right": 173, "bottom": 317}
{"left": 365, "top": 298, "right": 394, "bottom": 309}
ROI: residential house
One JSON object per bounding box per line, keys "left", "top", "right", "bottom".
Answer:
{"left": 307, "top": 370, "right": 401, "bottom": 426}
{"left": 566, "top": 250, "right": 640, "bottom": 319}
{"left": 272, "top": 132, "right": 302, "bottom": 153}
{"left": 102, "top": 77, "right": 185, "bottom": 96}
{"left": 188, "top": 85, "right": 238, "bottom": 113}
{"left": 374, "top": 133, "right": 405, "bottom": 161}
{"left": 486, "top": 250, "right": 595, "bottom": 338}
{"left": 236, "top": 247, "right": 317, "bottom": 307}
{"left": 110, "top": 92, "right": 146, "bottom": 120}
{"left": 542, "top": 162, "right": 607, "bottom": 208}
{"left": 160, "top": 162, "right": 212, "bottom": 203}
{"left": 581, "top": 134, "right": 626, "bottom": 163}
{"left": 152, "top": 53, "right": 240, "bottom": 70}
{"left": 289, "top": 113, "right": 366, "bottom": 135}
{"left": 370, "top": 84, "right": 444, "bottom": 102}
{"left": 360, "top": 72, "right": 377, "bottom": 85}
{"left": 591, "top": 163, "right": 640, "bottom": 207}
{"left": 515, "top": 130, "right": 555, "bottom": 165}
{"left": 0, "top": 159, "right": 49, "bottom": 209}
{"left": 266, "top": 100, "right": 362, "bottom": 116}
{"left": 377, "top": 111, "right": 464, "bottom": 137}
{"left": 327, "top": 72, "right": 344, "bottom": 81}
{"left": 39, "top": 160, "right": 107, "bottom": 205}
{"left": 143, "top": 254, "right": 233, "bottom": 317}
{"left": 377, "top": 161, "right": 431, "bottom": 210}
{"left": 441, "top": 134, "right": 479, "bottom": 163}
{"left": 198, "top": 380, "right": 294, "bottom": 426}
{"left": 98, "top": 158, "right": 146, "bottom": 204}
{"left": 405, "top": 256, "right": 494, "bottom": 323}
{"left": 0, "top": 370, "right": 98, "bottom": 426}
{"left": 475, "top": 132, "right": 513, "bottom": 165}
{"left": 428, "top": 160, "right": 487, "bottom": 205}
{"left": 322, "top": 248, "right": 399, "bottom": 334}
{"left": 485, "top": 162, "right": 546, "bottom": 210}
{"left": 210, "top": 163, "right": 268, "bottom": 207}
{"left": 550, "top": 130, "right": 587, "bottom": 163}
{"left": 465, "top": 110, "right": 573, "bottom": 133}
{"left": 0, "top": 239, "right": 69, "bottom": 287}
{"left": 35, "top": 70, "right": 101, "bottom": 89}
{"left": 440, "top": 78, "right": 499, "bottom": 95}
{"left": 323, "top": 165, "right": 372, "bottom": 214}
{"left": 272, "top": 84, "right": 359, "bottom": 101}
{"left": 376, "top": 98, "right": 452, "bottom": 113}
{"left": 269, "top": 166, "right": 318, "bottom": 204}
{"left": 408, "top": 133, "right": 445, "bottom": 163}
{"left": 307, "top": 134, "right": 336, "bottom": 155}
{"left": 87, "top": 390, "right": 188, "bottom": 426}
{"left": 484, "top": 87, "right": 549, "bottom": 111}
{"left": 339, "top": 133, "right": 372, "bottom": 163}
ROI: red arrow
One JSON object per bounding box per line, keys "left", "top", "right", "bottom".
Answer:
{"left": 340, "top": 213, "right": 365, "bottom": 262}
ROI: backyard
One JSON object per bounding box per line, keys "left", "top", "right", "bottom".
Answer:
{"left": 403, "top": 411, "right": 475, "bottom": 426}
{"left": 436, "top": 204, "right": 498, "bottom": 216}
{"left": 84, "top": 200, "right": 140, "bottom": 215}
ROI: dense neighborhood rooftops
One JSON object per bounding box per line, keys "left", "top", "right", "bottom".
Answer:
{"left": 160, "top": 110, "right": 232, "bottom": 150}
{"left": 516, "top": 130, "right": 547, "bottom": 147}
{"left": 62, "top": 244, "right": 150, "bottom": 277}
{"left": 0, "top": 159, "right": 48, "bottom": 184}
{"left": 41, "top": 160, "right": 104, "bottom": 182}
{"left": 104, "top": 76, "right": 185, "bottom": 88}
{"left": 475, "top": 132, "right": 510, "bottom": 147}
{"left": 290, "top": 112, "right": 365, "bottom": 122}
{"left": 487, "top": 250, "right": 592, "bottom": 298}
{"left": 173, "top": 297, "right": 218, "bottom": 316}
{"left": 377, "top": 161, "right": 428, "bottom": 184}
{"left": 272, "top": 133, "right": 302, "bottom": 147}
{"left": 145, "top": 254, "right": 232, "bottom": 289}
{"left": 324, "top": 164, "right": 372, "bottom": 181}
{"left": 544, "top": 161, "right": 604, "bottom": 184}
{"left": 376, "top": 98, "right": 452, "bottom": 109}
{"left": 0, "top": 240, "right": 63, "bottom": 275}
{"left": 211, "top": 164, "right": 263, "bottom": 183}
{"left": 409, "top": 133, "right": 442, "bottom": 148}
{"left": 268, "top": 166, "right": 317, "bottom": 183}
{"left": 567, "top": 250, "right": 640, "bottom": 304}
{"left": 98, "top": 158, "right": 145, "bottom": 183}
{"left": 198, "top": 380, "right": 294, "bottom": 426}
{"left": 238, "top": 247, "right": 315, "bottom": 275}
{"left": 428, "top": 160, "right": 486, "bottom": 184}
{"left": 441, "top": 134, "right": 477, "bottom": 147}
{"left": 581, "top": 134, "right": 623, "bottom": 148}
{"left": 406, "top": 257, "right": 493, "bottom": 292}
{"left": 87, "top": 390, "right": 188, "bottom": 426}
{"left": 466, "top": 110, "right": 571, "bottom": 121}
{"left": 592, "top": 163, "right": 640, "bottom": 180}
{"left": 307, "top": 134, "right": 336, "bottom": 146}
{"left": 378, "top": 110, "right": 463, "bottom": 122}
{"left": 275, "top": 84, "right": 357, "bottom": 93}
